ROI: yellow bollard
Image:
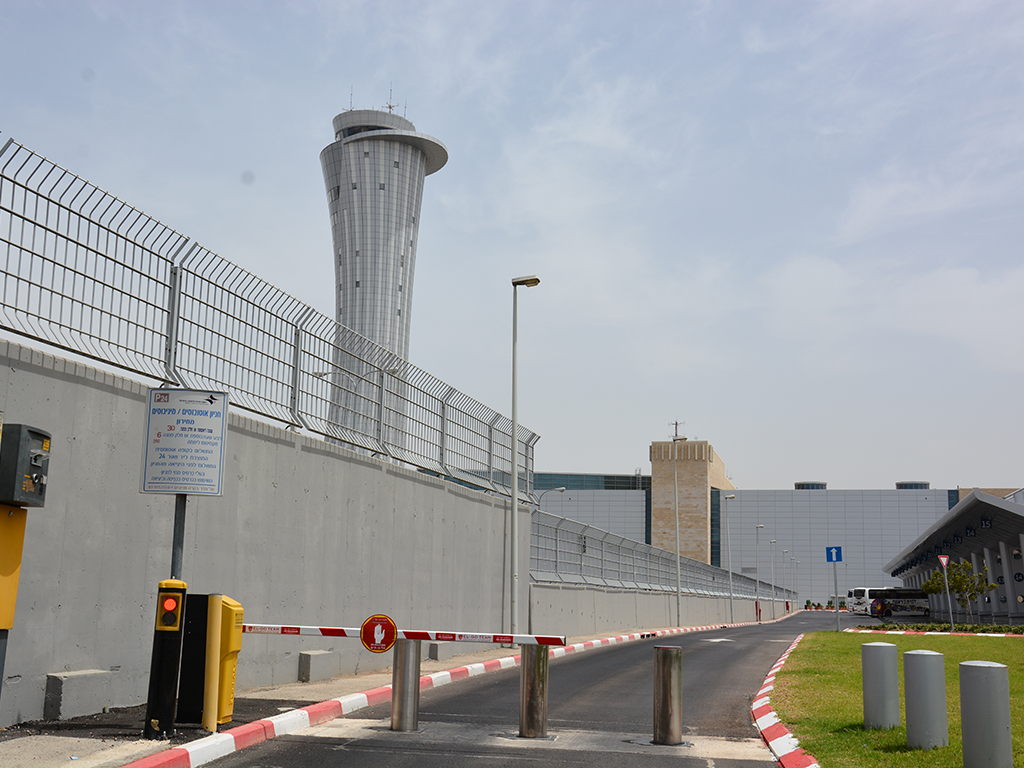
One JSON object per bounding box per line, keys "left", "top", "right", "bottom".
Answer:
{"left": 202, "top": 595, "right": 223, "bottom": 732}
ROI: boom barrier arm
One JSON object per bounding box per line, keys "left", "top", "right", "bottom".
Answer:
{"left": 241, "top": 623, "right": 565, "bottom": 647}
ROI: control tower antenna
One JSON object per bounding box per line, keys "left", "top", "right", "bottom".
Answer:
{"left": 669, "top": 420, "right": 685, "bottom": 439}
{"left": 385, "top": 82, "right": 398, "bottom": 114}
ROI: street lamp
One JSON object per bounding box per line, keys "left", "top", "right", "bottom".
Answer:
{"left": 769, "top": 540, "right": 776, "bottom": 620}
{"left": 673, "top": 436, "right": 686, "bottom": 627}
{"left": 537, "top": 487, "right": 566, "bottom": 508}
{"left": 755, "top": 524, "right": 764, "bottom": 622}
{"left": 724, "top": 494, "right": 735, "bottom": 624}
{"left": 790, "top": 556, "right": 796, "bottom": 608}
{"left": 790, "top": 561, "right": 798, "bottom": 610}
{"left": 510, "top": 274, "right": 540, "bottom": 635}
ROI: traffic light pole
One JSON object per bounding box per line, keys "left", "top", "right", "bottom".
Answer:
{"left": 170, "top": 494, "right": 187, "bottom": 580}
{"left": 144, "top": 579, "right": 187, "bottom": 739}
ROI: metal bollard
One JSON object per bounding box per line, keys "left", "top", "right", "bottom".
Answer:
{"left": 960, "top": 661, "right": 1012, "bottom": 768}
{"left": 519, "top": 644, "right": 549, "bottom": 738}
{"left": 391, "top": 639, "right": 421, "bottom": 732}
{"left": 862, "top": 642, "right": 899, "bottom": 729}
{"left": 653, "top": 646, "right": 684, "bottom": 745}
{"left": 904, "top": 650, "right": 947, "bottom": 749}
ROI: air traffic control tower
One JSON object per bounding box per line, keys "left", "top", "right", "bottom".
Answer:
{"left": 320, "top": 110, "right": 447, "bottom": 358}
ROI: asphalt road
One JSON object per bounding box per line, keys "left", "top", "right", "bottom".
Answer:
{"left": 207, "top": 611, "right": 855, "bottom": 768}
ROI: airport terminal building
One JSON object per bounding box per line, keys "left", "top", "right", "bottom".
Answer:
{"left": 536, "top": 438, "right": 1009, "bottom": 607}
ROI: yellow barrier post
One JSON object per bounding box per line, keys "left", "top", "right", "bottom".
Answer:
{"left": 202, "top": 595, "right": 223, "bottom": 732}
{"left": 218, "top": 596, "right": 243, "bottom": 724}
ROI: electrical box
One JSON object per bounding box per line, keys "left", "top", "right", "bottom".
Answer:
{"left": 0, "top": 424, "right": 51, "bottom": 508}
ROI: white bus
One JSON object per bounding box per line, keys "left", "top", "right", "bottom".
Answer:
{"left": 848, "top": 587, "right": 885, "bottom": 614}
{"left": 848, "top": 587, "right": 930, "bottom": 617}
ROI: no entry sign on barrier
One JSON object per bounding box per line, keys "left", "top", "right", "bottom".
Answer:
{"left": 242, "top": 622, "right": 566, "bottom": 647}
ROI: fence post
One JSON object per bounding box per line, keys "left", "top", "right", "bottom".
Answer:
{"left": 289, "top": 308, "right": 314, "bottom": 429}
{"left": 904, "top": 650, "right": 947, "bottom": 749}
{"left": 391, "top": 639, "right": 421, "bottom": 732}
{"left": 960, "top": 661, "right": 1012, "bottom": 768}
{"left": 519, "top": 644, "right": 548, "bottom": 738}
{"left": 653, "top": 646, "right": 684, "bottom": 745}
{"left": 862, "top": 642, "right": 899, "bottom": 729}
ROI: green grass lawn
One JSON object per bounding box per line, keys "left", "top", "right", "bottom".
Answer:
{"left": 769, "top": 632, "right": 1023, "bottom": 768}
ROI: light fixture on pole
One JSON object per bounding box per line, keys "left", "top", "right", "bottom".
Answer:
{"left": 755, "top": 524, "right": 764, "bottom": 622}
{"left": 510, "top": 274, "right": 540, "bottom": 636}
{"left": 769, "top": 539, "right": 776, "bottom": 620}
{"left": 537, "top": 487, "right": 566, "bottom": 508}
{"left": 724, "top": 494, "right": 735, "bottom": 624}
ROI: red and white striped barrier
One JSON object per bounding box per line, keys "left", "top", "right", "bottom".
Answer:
{"left": 751, "top": 633, "right": 820, "bottom": 768}
{"left": 242, "top": 623, "right": 566, "bottom": 647}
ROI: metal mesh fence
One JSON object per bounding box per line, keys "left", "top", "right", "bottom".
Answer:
{"left": 531, "top": 510, "right": 795, "bottom": 602}
{"left": 0, "top": 138, "right": 536, "bottom": 494}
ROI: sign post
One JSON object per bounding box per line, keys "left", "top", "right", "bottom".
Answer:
{"left": 825, "top": 547, "right": 843, "bottom": 632}
{"left": 141, "top": 388, "right": 229, "bottom": 578}
{"left": 140, "top": 388, "right": 228, "bottom": 738}
{"left": 938, "top": 554, "right": 954, "bottom": 632}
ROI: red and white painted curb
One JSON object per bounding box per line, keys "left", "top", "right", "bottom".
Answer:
{"left": 121, "top": 620, "right": 770, "bottom": 768}
{"left": 751, "top": 633, "right": 821, "bottom": 768}
{"left": 844, "top": 628, "right": 1024, "bottom": 639}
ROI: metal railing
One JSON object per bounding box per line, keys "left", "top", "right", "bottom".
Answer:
{"left": 0, "top": 137, "right": 537, "bottom": 496}
{"left": 531, "top": 510, "right": 795, "bottom": 601}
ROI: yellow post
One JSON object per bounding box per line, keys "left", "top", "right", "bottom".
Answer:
{"left": 202, "top": 594, "right": 223, "bottom": 732}
{"left": 218, "top": 596, "right": 243, "bottom": 724}
{"left": 0, "top": 505, "right": 28, "bottom": 630}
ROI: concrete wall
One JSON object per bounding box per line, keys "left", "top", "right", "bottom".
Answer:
{"left": 0, "top": 341, "right": 518, "bottom": 726}
{"left": 528, "top": 583, "right": 792, "bottom": 635}
{"left": 0, "top": 340, "right": 792, "bottom": 727}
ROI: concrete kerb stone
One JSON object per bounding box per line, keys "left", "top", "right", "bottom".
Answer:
{"left": 119, "top": 618, "right": 794, "bottom": 768}
{"left": 751, "top": 633, "right": 821, "bottom": 768}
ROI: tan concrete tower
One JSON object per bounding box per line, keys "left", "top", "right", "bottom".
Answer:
{"left": 650, "top": 439, "right": 735, "bottom": 563}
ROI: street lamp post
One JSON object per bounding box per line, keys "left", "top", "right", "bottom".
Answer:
{"left": 537, "top": 487, "right": 566, "bottom": 509}
{"left": 510, "top": 274, "right": 540, "bottom": 635}
{"left": 673, "top": 437, "right": 685, "bottom": 627}
{"left": 769, "top": 540, "right": 776, "bottom": 620}
{"left": 790, "top": 556, "right": 796, "bottom": 608}
{"left": 724, "top": 494, "right": 735, "bottom": 624}
{"left": 782, "top": 549, "right": 788, "bottom": 606}
{"left": 755, "top": 524, "right": 764, "bottom": 622}
{"left": 790, "top": 561, "right": 798, "bottom": 610}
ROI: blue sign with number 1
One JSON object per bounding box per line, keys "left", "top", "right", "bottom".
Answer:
{"left": 826, "top": 546, "right": 843, "bottom": 563}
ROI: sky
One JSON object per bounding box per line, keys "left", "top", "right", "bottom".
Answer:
{"left": 1, "top": 1, "right": 1022, "bottom": 490}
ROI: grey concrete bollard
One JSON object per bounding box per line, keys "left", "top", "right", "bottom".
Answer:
{"left": 390, "top": 639, "right": 422, "bottom": 732}
{"left": 960, "top": 661, "right": 1012, "bottom": 768}
{"left": 519, "top": 644, "right": 549, "bottom": 738}
{"left": 862, "top": 642, "right": 899, "bottom": 729}
{"left": 653, "top": 646, "right": 684, "bottom": 745}
{"left": 904, "top": 650, "right": 947, "bottom": 749}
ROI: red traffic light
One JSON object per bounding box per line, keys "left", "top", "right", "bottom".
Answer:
{"left": 156, "top": 590, "right": 184, "bottom": 631}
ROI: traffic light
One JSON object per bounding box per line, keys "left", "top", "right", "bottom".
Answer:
{"left": 145, "top": 578, "right": 187, "bottom": 739}
{"left": 156, "top": 590, "right": 184, "bottom": 631}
